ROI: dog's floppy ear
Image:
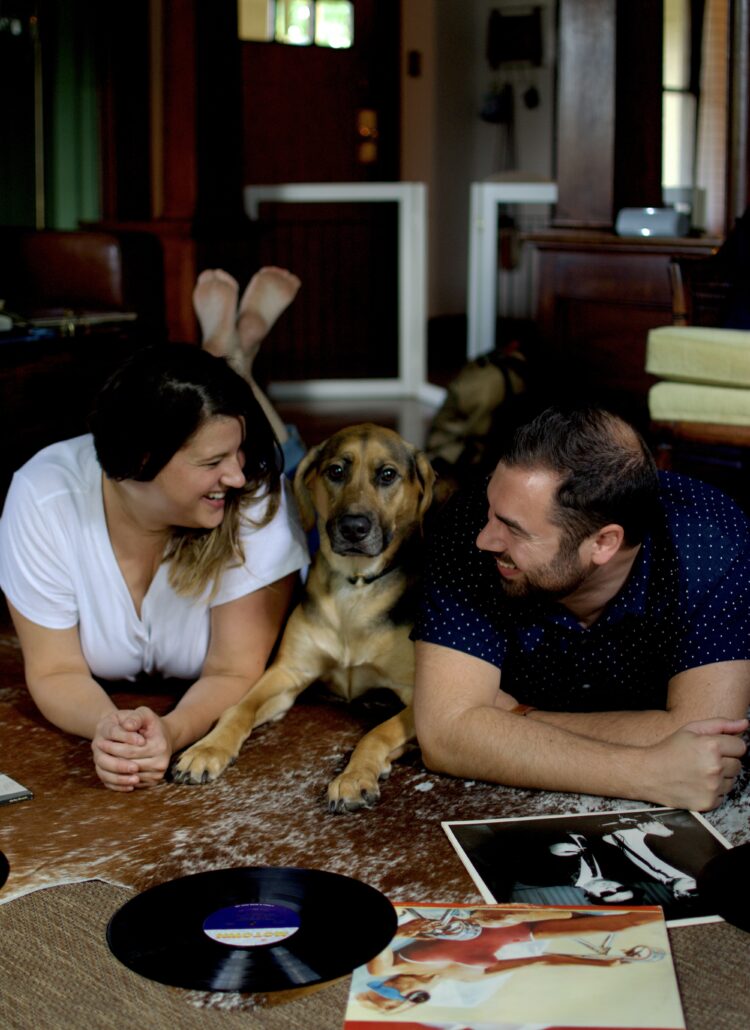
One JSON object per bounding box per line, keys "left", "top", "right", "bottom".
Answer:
{"left": 414, "top": 448, "right": 436, "bottom": 523}
{"left": 293, "top": 443, "right": 324, "bottom": 532}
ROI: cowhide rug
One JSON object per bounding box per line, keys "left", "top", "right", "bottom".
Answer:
{"left": 2, "top": 630, "right": 750, "bottom": 912}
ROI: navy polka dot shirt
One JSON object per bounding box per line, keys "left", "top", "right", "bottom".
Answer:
{"left": 413, "top": 471, "right": 750, "bottom": 711}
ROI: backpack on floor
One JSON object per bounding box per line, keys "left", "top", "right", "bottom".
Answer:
{"left": 426, "top": 342, "right": 531, "bottom": 498}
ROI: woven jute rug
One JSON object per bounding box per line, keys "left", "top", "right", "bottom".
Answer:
{"left": 0, "top": 879, "right": 748, "bottom": 1030}
{"left": 0, "top": 879, "right": 352, "bottom": 1029}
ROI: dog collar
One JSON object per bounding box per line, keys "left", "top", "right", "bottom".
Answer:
{"left": 348, "top": 564, "right": 395, "bottom": 586}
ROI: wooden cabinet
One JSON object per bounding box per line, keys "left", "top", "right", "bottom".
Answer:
{"left": 528, "top": 231, "right": 721, "bottom": 430}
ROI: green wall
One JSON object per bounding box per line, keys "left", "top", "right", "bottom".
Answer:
{"left": 0, "top": 0, "right": 101, "bottom": 229}
{"left": 45, "top": 0, "right": 101, "bottom": 228}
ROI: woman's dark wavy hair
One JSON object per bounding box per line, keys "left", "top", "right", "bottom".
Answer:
{"left": 89, "top": 343, "right": 283, "bottom": 597}
{"left": 499, "top": 406, "right": 659, "bottom": 547}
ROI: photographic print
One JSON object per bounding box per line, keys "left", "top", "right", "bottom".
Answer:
{"left": 443, "top": 807, "right": 732, "bottom": 927}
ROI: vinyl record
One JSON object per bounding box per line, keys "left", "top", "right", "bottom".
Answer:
{"left": 106, "top": 866, "right": 397, "bottom": 993}
{"left": 0, "top": 850, "right": 8, "bottom": 890}
{"left": 696, "top": 841, "right": 750, "bottom": 933}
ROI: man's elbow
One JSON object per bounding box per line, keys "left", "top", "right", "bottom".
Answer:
{"left": 414, "top": 713, "right": 460, "bottom": 775}
{"left": 419, "top": 738, "right": 449, "bottom": 774}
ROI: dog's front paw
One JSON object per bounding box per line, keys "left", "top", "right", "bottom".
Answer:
{"left": 171, "top": 743, "right": 237, "bottom": 785}
{"left": 327, "top": 767, "right": 384, "bottom": 813}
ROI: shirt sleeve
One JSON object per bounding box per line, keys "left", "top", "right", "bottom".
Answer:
{"left": 210, "top": 476, "right": 310, "bottom": 607}
{"left": 0, "top": 470, "right": 80, "bottom": 628}
{"left": 412, "top": 482, "right": 508, "bottom": 666}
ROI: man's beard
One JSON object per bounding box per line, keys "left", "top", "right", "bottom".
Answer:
{"left": 497, "top": 538, "right": 588, "bottom": 601}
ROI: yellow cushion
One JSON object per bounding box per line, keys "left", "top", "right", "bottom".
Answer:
{"left": 648, "top": 381, "right": 750, "bottom": 425}
{"left": 646, "top": 326, "right": 750, "bottom": 388}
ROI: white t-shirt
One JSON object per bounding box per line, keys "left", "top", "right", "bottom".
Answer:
{"left": 0, "top": 435, "right": 309, "bottom": 681}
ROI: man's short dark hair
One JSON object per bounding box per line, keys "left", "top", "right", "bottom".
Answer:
{"left": 499, "top": 406, "right": 660, "bottom": 547}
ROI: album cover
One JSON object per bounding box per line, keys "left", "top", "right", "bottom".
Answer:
{"left": 342, "top": 902, "right": 685, "bottom": 1028}
{"left": 443, "top": 807, "right": 732, "bottom": 927}
{"left": 0, "top": 773, "right": 33, "bottom": 806}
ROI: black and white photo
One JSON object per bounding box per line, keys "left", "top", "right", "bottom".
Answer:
{"left": 444, "top": 808, "right": 732, "bottom": 926}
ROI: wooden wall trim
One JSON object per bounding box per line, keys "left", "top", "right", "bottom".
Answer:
{"left": 160, "top": 0, "right": 197, "bottom": 221}
{"left": 729, "top": 0, "right": 750, "bottom": 223}
{"left": 554, "top": 0, "right": 617, "bottom": 227}
{"left": 554, "top": 0, "right": 664, "bottom": 229}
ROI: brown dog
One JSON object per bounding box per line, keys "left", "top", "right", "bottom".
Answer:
{"left": 172, "top": 423, "right": 435, "bottom": 811}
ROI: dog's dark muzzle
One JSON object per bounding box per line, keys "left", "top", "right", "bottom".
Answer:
{"left": 329, "top": 512, "right": 387, "bottom": 556}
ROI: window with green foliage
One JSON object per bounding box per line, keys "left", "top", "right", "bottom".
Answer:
{"left": 238, "top": 0, "right": 353, "bottom": 48}
{"left": 314, "top": 1, "right": 354, "bottom": 49}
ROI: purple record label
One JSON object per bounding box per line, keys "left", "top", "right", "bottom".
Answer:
{"left": 202, "top": 902, "right": 301, "bottom": 948}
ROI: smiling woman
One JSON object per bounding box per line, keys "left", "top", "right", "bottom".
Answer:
{"left": 90, "top": 344, "right": 284, "bottom": 602}
{"left": 0, "top": 342, "right": 309, "bottom": 793}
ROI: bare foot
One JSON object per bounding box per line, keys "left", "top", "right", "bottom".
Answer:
{"left": 193, "top": 269, "right": 239, "bottom": 359}
{"left": 236, "top": 266, "right": 301, "bottom": 369}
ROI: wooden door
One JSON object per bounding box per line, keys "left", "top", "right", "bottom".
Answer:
{"left": 240, "top": 1, "right": 400, "bottom": 184}
{"left": 239, "top": 1, "right": 402, "bottom": 385}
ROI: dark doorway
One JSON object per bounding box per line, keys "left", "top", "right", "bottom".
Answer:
{"left": 238, "top": 0, "right": 402, "bottom": 384}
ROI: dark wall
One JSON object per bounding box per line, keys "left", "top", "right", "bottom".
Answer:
{"left": 0, "top": 3, "right": 40, "bottom": 226}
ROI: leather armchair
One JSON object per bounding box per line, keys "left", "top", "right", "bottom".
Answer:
{"left": 0, "top": 227, "right": 167, "bottom": 340}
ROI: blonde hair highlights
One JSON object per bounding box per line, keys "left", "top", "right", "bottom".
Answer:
{"left": 163, "top": 479, "right": 281, "bottom": 600}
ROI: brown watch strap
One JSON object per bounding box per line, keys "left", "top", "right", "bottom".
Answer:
{"left": 510, "top": 703, "right": 536, "bottom": 716}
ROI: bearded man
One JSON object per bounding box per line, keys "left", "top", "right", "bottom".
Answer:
{"left": 413, "top": 406, "right": 750, "bottom": 811}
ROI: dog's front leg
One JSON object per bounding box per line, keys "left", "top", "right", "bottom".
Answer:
{"left": 327, "top": 705, "right": 416, "bottom": 812}
{"left": 172, "top": 664, "right": 312, "bottom": 784}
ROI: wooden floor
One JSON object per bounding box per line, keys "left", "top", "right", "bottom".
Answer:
{"left": 275, "top": 394, "right": 441, "bottom": 450}
{"left": 267, "top": 311, "right": 468, "bottom": 449}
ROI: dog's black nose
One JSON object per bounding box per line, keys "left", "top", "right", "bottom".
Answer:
{"left": 338, "top": 514, "right": 372, "bottom": 542}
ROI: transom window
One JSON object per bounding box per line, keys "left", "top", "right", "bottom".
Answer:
{"left": 238, "top": 0, "right": 354, "bottom": 49}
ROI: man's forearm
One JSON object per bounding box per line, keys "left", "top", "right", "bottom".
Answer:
{"left": 419, "top": 704, "right": 745, "bottom": 810}
{"left": 526, "top": 708, "right": 681, "bottom": 746}
{"left": 422, "top": 705, "right": 656, "bottom": 799}
{"left": 525, "top": 660, "right": 750, "bottom": 745}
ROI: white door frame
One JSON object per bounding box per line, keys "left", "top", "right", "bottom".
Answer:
{"left": 244, "top": 182, "right": 442, "bottom": 404}
{"left": 467, "top": 180, "right": 558, "bottom": 359}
